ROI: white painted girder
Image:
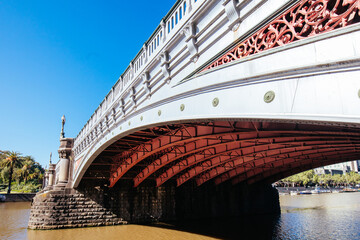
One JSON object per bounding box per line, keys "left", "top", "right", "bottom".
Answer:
{"left": 71, "top": 0, "right": 360, "bottom": 187}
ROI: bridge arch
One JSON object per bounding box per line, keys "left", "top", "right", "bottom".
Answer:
{"left": 31, "top": 0, "right": 360, "bottom": 230}
{"left": 74, "top": 119, "right": 360, "bottom": 190}
{"left": 72, "top": 0, "right": 360, "bottom": 188}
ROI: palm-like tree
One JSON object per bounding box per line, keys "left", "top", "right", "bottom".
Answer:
{"left": 0, "top": 151, "right": 23, "bottom": 193}
{"left": 21, "top": 157, "right": 34, "bottom": 184}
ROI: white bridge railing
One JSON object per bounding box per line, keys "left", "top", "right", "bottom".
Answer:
{"left": 72, "top": 0, "right": 299, "bottom": 162}
{"left": 73, "top": 0, "right": 205, "bottom": 157}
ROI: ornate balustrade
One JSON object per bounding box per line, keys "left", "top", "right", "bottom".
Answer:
{"left": 73, "top": 0, "right": 205, "bottom": 157}
{"left": 71, "top": 0, "right": 360, "bottom": 183}
{"left": 72, "top": 0, "right": 305, "bottom": 164}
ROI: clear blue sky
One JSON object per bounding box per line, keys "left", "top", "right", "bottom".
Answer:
{"left": 0, "top": 0, "right": 175, "bottom": 168}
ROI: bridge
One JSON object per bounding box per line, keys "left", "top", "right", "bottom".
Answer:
{"left": 29, "top": 0, "right": 360, "bottom": 229}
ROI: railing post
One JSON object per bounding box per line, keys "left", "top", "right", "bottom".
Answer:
{"left": 187, "top": 0, "right": 192, "bottom": 14}
{"left": 130, "top": 61, "right": 134, "bottom": 80}
{"left": 161, "top": 19, "right": 166, "bottom": 43}
{"left": 142, "top": 44, "right": 148, "bottom": 63}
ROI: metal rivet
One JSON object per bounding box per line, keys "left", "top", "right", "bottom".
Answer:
{"left": 140, "top": 116, "right": 143, "bottom": 121}
{"left": 120, "top": 126, "right": 122, "bottom": 130}
{"left": 112, "top": 132, "right": 114, "bottom": 135}
{"left": 128, "top": 121, "right": 131, "bottom": 126}
{"left": 212, "top": 98, "right": 219, "bottom": 107}
{"left": 264, "top": 91, "right": 275, "bottom": 103}
{"left": 158, "top": 110, "right": 162, "bottom": 116}
{"left": 358, "top": 89, "right": 360, "bottom": 98}
{"left": 180, "top": 104, "right": 185, "bottom": 111}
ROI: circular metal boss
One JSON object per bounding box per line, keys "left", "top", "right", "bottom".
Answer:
{"left": 140, "top": 116, "right": 143, "bottom": 121}
{"left": 264, "top": 91, "right": 275, "bottom": 103}
{"left": 212, "top": 98, "right": 219, "bottom": 107}
{"left": 180, "top": 104, "right": 185, "bottom": 111}
{"left": 158, "top": 110, "right": 162, "bottom": 116}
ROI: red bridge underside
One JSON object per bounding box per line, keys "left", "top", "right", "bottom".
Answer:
{"left": 81, "top": 121, "right": 360, "bottom": 188}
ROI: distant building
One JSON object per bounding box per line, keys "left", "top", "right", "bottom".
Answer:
{"left": 314, "top": 160, "right": 360, "bottom": 175}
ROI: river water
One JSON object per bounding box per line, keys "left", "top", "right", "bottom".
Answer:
{"left": 1, "top": 192, "right": 360, "bottom": 240}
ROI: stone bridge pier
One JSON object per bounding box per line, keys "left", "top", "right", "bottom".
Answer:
{"left": 29, "top": 144, "right": 279, "bottom": 229}
{"left": 29, "top": 119, "right": 279, "bottom": 230}
{"left": 28, "top": 0, "right": 360, "bottom": 230}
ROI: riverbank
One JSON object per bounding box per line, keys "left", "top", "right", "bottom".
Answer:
{"left": 0, "top": 193, "right": 35, "bottom": 202}
{"left": 276, "top": 186, "right": 359, "bottom": 195}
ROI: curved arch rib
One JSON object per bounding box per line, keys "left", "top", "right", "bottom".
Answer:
{"left": 212, "top": 148, "right": 360, "bottom": 186}
{"left": 176, "top": 143, "right": 359, "bottom": 187}
{"left": 233, "top": 152, "right": 360, "bottom": 186}
{"left": 110, "top": 121, "right": 262, "bottom": 187}
{"left": 135, "top": 135, "right": 355, "bottom": 187}
{"left": 106, "top": 120, "right": 360, "bottom": 188}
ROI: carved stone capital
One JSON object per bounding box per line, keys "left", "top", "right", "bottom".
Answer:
{"left": 182, "top": 22, "right": 199, "bottom": 62}
{"left": 142, "top": 72, "right": 151, "bottom": 99}
{"left": 130, "top": 87, "right": 137, "bottom": 110}
{"left": 112, "top": 108, "right": 116, "bottom": 122}
{"left": 223, "top": 0, "right": 240, "bottom": 31}
{"left": 58, "top": 149, "right": 69, "bottom": 159}
{"left": 120, "top": 98, "right": 126, "bottom": 118}
{"left": 158, "top": 51, "right": 171, "bottom": 82}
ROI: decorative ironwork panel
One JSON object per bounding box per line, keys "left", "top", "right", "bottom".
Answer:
{"left": 203, "top": 0, "right": 360, "bottom": 71}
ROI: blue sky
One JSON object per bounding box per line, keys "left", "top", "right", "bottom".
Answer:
{"left": 0, "top": 0, "right": 175, "bottom": 168}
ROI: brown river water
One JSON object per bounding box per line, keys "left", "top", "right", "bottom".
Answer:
{"left": 1, "top": 192, "right": 360, "bottom": 240}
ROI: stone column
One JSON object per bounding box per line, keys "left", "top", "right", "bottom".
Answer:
{"left": 48, "top": 163, "right": 56, "bottom": 187}
{"left": 43, "top": 171, "right": 49, "bottom": 189}
{"left": 56, "top": 137, "right": 74, "bottom": 189}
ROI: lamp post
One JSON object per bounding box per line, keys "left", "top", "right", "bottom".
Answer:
{"left": 60, "top": 115, "right": 66, "bottom": 139}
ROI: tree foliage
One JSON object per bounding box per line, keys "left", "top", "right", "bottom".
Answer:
{"left": 279, "top": 169, "right": 360, "bottom": 187}
{"left": 0, "top": 150, "right": 44, "bottom": 193}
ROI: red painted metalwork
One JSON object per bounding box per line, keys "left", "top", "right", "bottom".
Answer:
{"left": 202, "top": 0, "right": 360, "bottom": 72}
{"left": 159, "top": 139, "right": 359, "bottom": 187}
{"left": 111, "top": 122, "right": 313, "bottom": 187}
{"left": 178, "top": 143, "right": 359, "bottom": 187}
{"left": 212, "top": 148, "right": 360, "bottom": 186}
{"left": 109, "top": 123, "right": 238, "bottom": 187}
{"left": 135, "top": 135, "right": 357, "bottom": 187}
{"left": 246, "top": 154, "right": 360, "bottom": 185}
{"left": 231, "top": 152, "right": 360, "bottom": 186}
{"left": 102, "top": 121, "right": 360, "bottom": 189}
{"left": 191, "top": 144, "right": 359, "bottom": 186}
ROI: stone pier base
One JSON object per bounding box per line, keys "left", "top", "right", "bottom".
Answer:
{"left": 28, "top": 189, "right": 126, "bottom": 230}
{"left": 28, "top": 181, "right": 279, "bottom": 230}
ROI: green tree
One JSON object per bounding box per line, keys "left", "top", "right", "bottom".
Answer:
{"left": 21, "top": 157, "right": 34, "bottom": 184}
{"left": 0, "top": 151, "right": 23, "bottom": 193}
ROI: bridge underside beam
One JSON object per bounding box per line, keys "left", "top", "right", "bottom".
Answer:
{"left": 83, "top": 121, "right": 360, "bottom": 189}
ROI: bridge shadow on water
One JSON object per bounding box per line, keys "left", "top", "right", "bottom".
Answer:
{"left": 143, "top": 214, "right": 282, "bottom": 240}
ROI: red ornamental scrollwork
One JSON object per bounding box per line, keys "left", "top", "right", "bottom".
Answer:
{"left": 203, "top": 0, "right": 360, "bottom": 72}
